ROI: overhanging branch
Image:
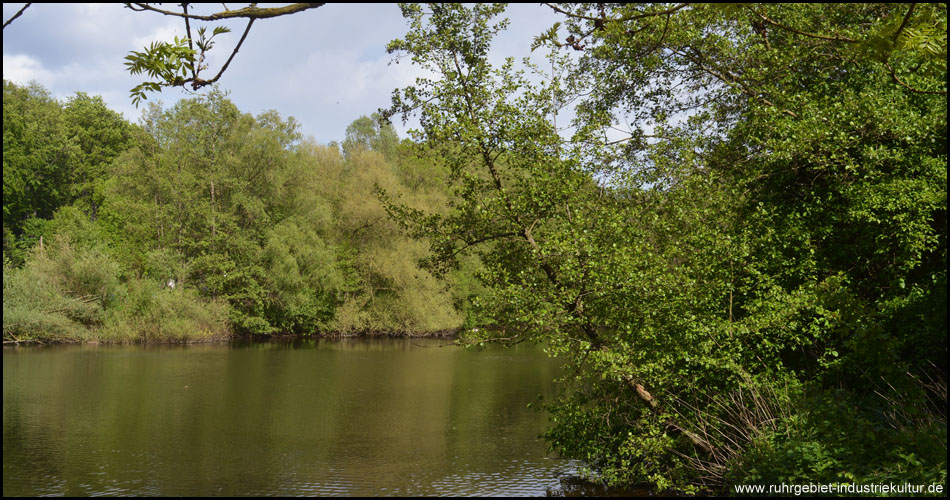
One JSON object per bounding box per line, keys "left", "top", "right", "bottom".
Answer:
{"left": 125, "top": 3, "right": 324, "bottom": 21}
{"left": 3, "top": 3, "right": 31, "bottom": 29}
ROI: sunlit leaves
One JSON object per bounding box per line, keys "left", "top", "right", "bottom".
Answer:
{"left": 124, "top": 36, "right": 197, "bottom": 106}
{"left": 384, "top": 2, "right": 946, "bottom": 492}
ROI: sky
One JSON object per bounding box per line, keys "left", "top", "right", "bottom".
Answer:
{"left": 2, "top": 3, "right": 564, "bottom": 145}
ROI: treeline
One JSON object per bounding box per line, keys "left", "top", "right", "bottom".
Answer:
{"left": 3, "top": 81, "right": 477, "bottom": 342}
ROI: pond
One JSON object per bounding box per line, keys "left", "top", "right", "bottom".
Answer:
{"left": 3, "top": 337, "right": 591, "bottom": 496}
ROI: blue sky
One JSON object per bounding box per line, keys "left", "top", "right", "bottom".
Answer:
{"left": 3, "top": 3, "right": 564, "bottom": 144}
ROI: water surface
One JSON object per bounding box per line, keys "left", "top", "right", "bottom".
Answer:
{"left": 3, "top": 337, "right": 585, "bottom": 496}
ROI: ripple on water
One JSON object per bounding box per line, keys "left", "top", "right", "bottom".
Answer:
{"left": 4, "top": 339, "right": 598, "bottom": 497}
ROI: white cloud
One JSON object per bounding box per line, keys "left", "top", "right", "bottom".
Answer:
{"left": 131, "top": 23, "right": 186, "bottom": 52}
{"left": 3, "top": 53, "right": 56, "bottom": 86}
{"left": 3, "top": 3, "right": 572, "bottom": 143}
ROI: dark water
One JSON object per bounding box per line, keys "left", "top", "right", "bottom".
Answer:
{"left": 3, "top": 337, "right": 592, "bottom": 496}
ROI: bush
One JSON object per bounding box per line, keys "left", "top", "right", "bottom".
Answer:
{"left": 727, "top": 387, "right": 947, "bottom": 494}
{"left": 2, "top": 235, "right": 118, "bottom": 342}
{"left": 101, "top": 278, "right": 230, "bottom": 342}
{"left": 3, "top": 233, "right": 229, "bottom": 343}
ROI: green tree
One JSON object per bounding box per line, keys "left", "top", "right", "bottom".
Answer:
{"left": 2, "top": 80, "right": 78, "bottom": 256}
{"left": 385, "top": 3, "right": 946, "bottom": 492}
{"left": 318, "top": 119, "right": 462, "bottom": 334}
{"left": 106, "top": 89, "right": 347, "bottom": 334}
{"left": 3, "top": 81, "right": 138, "bottom": 265}
{"left": 342, "top": 113, "right": 400, "bottom": 160}
{"left": 63, "top": 92, "right": 136, "bottom": 222}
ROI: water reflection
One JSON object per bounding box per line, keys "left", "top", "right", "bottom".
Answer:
{"left": 3, "top": 338, "right": 586, "bottom": 496}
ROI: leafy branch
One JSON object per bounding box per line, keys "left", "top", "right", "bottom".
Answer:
{"left": 122, "top": 3, "right": 324, "bottom": 106}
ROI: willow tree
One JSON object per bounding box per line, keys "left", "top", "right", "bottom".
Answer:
{"left": 385, "top": 3, "right": 946, "bottom": 493}
{"left": 106, "top": 89, "right": 347, "bottom": 334}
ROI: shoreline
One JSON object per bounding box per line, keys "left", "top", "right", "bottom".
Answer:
{"left": 2, "top": 328, "right": 462, "bottom": 347}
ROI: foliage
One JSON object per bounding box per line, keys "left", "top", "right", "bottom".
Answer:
{"left": 2, "top": 228, "right": 229, "bottom": 344}
{"left": 100, "top": 277, "right": 229, "bottom": 343}
{"left": 4, "top": 79, "right": 472, "bottom": 341}
{"left": 342, "top": 112, "right": 400, "bottom": 160}
{"left": 5, "top": 4, "right": 944, "bottom": 490}
{"left": 306, "top": 138, "right": 462, "bottom": 334}
{"left": 0, "top": 81, "right": 469, "bottom": 338}
{"left": 3, "top": 234, "right": 117, "bottom": 342}
{"left": 62, "top": 92, "right": 136, "bottom": 220}
{"left": 729, "top": 389, "right": 947, "bottom": 490}
{"left": 385, "top": 2, "right": 946, "bottom": 493}
{"left": 3, "top": 80, "right": 79, "bottom": 258}
{"left": 106, "top": 89, "right": 328, "bottom": 334}
{"left": 3, "top": 81, "right": 136, "bottom": 265}
{"left": 124, "top": 27, "right": 231, "bottom": 107}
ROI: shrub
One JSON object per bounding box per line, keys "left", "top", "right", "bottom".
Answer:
{"left": 2, "top": 234, "right": 118, "bottom": 342}
{"left": 101, "top": 278, "right": 230, "bottom": 342}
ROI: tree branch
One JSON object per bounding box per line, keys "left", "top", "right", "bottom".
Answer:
{"left": 125, "top": 3, "right": 324, "bottom": 22}
{"left": 182, "top": 3, "right": 196, "bottom": 80}
{"left": 452, "top": 231, "right": 522, "bottom": 257}
{"left": 544, "top": 2, "right": 688, "bottom": 51}
{"left": 3, "top": 3, "right": 31, "bottom": 30}
{"left": 199, "top": 18, "right": 254, "bottom": 89}
{"left": 545, "top": 3, "right": 689, "bottom": 25}
{"left": 886, "top": 62, "right": 947, "bottom": 95}
{"left": 744, "top": 5, "right": 856, "bottom": 43}
{"left": 892, "top": 3, "right": 917, "bottom": 45}
{"left": 624, "top": 374, "right": 717, "bottom": 456}
{"left": 677, "top": 47, "right": 799, "bottom": 119}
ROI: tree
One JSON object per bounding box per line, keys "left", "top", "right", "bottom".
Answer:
{"left": 385, "top": 3, "right": 946, "bottom": 492}
{"left": 3, "top": 80, "right": 79, "bottom": 259}
{"left": 63, "top": 92, "right": 135, "bottom": 221}
{"left": 106, "top": 88, "right": 334, "bottom": 334}
{"left": 342, "top": 113, "right": 399, "bottom": 160}
{"left": 3, "top": 81, "right": 140, "bottom": 264}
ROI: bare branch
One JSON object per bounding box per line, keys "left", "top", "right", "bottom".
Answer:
{"left": 544, "top": 2, "right": 688, "bottom": 51}
{"left": 606, "top": 133, "right": 668, "bottom": 146}
{"left": 543, "top": 2, "right": 603, "bottom": 23}
{"left": 624, "top": 374, "right": 717, "bottom": 456}
{"left": 3, "top": 3, "right": 31, "bottom": 30}
{"left": 183, "top": 3, "right": 196, "bottom": 80}
{"left": 199, "top": 18, "right": 254, "bottom": 89}
{"left": 545, "top": 3, "right": 689, "bottom": 25}
{"left": 125, "top": 3, "right": 324, "bottom": 22}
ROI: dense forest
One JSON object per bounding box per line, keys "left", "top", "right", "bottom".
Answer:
{"left": 3, "top": 82, "right": 477, "bottom": 341}
{"left": 3, "top": 3, "right": 947, "bottom": 495}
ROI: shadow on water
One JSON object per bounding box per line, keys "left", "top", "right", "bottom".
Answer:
{"left": 547, "top": 476, "right": 658, "bottom": 497}
{"left": 3, "top": 336, "right": 645, "bottom": 496}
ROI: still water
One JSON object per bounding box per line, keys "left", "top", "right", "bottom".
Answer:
{"left": 3, "top": 338, "right": 584, "bottom": 496}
